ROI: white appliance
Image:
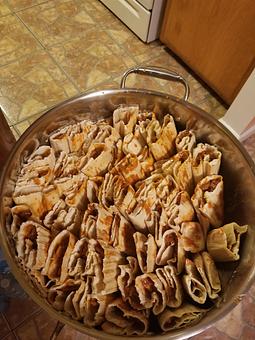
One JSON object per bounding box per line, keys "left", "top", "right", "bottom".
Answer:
{"left": 99, "top": 0, "right": 166, "bottom": 42}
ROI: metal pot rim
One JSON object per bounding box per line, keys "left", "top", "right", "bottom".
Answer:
{"left": 1, "top": 87, "right": 255, "bottom": 340}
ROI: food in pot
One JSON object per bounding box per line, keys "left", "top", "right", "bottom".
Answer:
{"left": 8, "top": 105, "right": 248, "bottom": 335}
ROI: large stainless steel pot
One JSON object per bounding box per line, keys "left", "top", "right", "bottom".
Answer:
{"left": 1, "top": 67, "right": 255, "bottom": 340}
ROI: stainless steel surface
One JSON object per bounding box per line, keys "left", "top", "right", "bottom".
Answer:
{"left": 120, "top": 66, "right": 190, "bottom": 101}
{"left": 0, "top": 88, "right": 255, "bottom": 340}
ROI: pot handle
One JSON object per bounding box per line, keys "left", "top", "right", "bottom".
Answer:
{"left": 120, "top": 66, "right": 190, "bottom": 101}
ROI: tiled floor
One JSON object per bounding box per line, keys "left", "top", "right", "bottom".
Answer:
{"left": 0, "top": 0, "right": 254, "bottom": 340}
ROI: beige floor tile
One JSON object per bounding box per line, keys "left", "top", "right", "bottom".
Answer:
{"left": 28, "top": 111, "right": 44, "bottom": 124}
{"left": 14, "top": 119, "right": 30, "bottom": 135}
{"left": 32, "top": 310, "right": 58, "bottom": 340}
{"left": 108, "top": 28, "right": 164, "bottom": 64}
{"left": 215, "top": 302, "right": 243, "bottom": 338}
{"left": 11, "top": 108, "right": 47, "bottom": 137}
{"left": 0, "top": 2, "right": 11, "bottom": 17}
{"left": 190, "top": 326, "right": 231, "bottom": 340}
{"left": 90, "top": 78, "right": 120, "bottom": 92}
{"left": 7, "top": 0, "right": 50, "bottom": 12}
{"left": 49, "top": 28, "right": 136, "bottom": 91}
{"left": 86, "top": 0, "right": 165, "bottom": 63}
{"left": 18, "top": 0, "right": 97, "bottom": 47}
{"left": 196, "top": 97, "right": 227, "bottom": 118}
{"left": 0, "top": 50, "right": 78, "bottom": 124}
{"left": 0, "top": 14, "right": 41, "bottom": 66}
{"left": 84, "top": 0, "right": 120, "bottom": 24}
{"left": 14, "top": 319, "right": 39, "bottom": 340}
{"left": 241, "top": 325, "right": 255, "bottom": 340}
{"left": 138, "top": 48, "right": 191, "bottom": 77}
{"left": 59, "top": 324, "right": 95, "bottom": 340}
{"left": 3, "top": 296, "right": 40, "bottom": 329}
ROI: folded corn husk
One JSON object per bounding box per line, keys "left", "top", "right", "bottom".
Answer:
{"left": 48, "top": 279, "right": 81, "bottom": 313}
{"left": 193, "top": 252, "right": 221, "bottom": 300}
{"left": 113, "top": 106, "right": 139, "bottom": 137}
{"left": 10, "top": 204, "right": 34, "bottom": 235}
{"left": 207, "top": 222, "right": 248, "bottom": 262}
{"left": 68, "top": 237, "right": 89, "bottom": 277}
{"left": 158, "top": 304, "right": 206, "bottom": 331}
{"left": 102, "top": 297, "right": 148, "bottom": 335}
{"left": 146, "top": 114, "right": 177, "bottom": 160}
{"left": 175, "top": 129, "right": 196, "bottom": 152}
{"left": 135, "top": 273, "right": 167, "bottom": 315}
{"left": 117, "top": 256, "right": 143, "bottom": 310}
{"left": 83, "top": 239, "right": 104, "bottom": 294}
{"left": 16, "top": 220, "right": 51, "bottom": 271}
{"left": 100, "top": 241, "right": 125, "bottom": 294}
{"left": 42, "top": 230, "right": 77, "bottom": 283}
{"left": 164, "top": 191, "right": 195, "bottom": 232}
{"left": 111, "top": 154, "right": 146, "bottom": 185}
{"left": 156, "top": 264, "right": 183, "bottom": 308}
{"left": 157, "top": 151, "right": 194, "bottom": 194}
{"left": 156, "top": 229, "right": 185, "bottom": 274}
{"left": 181, "top": 221, "right": 205, "bottom": 253}
{"left": 133, "top": 232, "right": 157, "bottom": 273}
{"left": 182, "top": 258, "right": 207, "bottom": 304}
{"left": 44, "top": 199, "right": 81, "bottom": 237}
{"left": 191, "top": 175, "right": 224, "bottom": 234}
{"left": 192, "top": 143, "right": 222, "bottom": 184}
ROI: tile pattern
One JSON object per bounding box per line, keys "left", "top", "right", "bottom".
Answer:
{"left": 0, "top": 313, "right": 10, "bottom": 339}
{"left": 6, "top": 0, "right": 48, "bottom": 12}
{"left": 0, "top": 0, "right": 254, "bottom": 340}
{"left": 0, "top": 14, "right": 41, "bottom": 67}
{"left": 0, "top": 50, "right": 78, "bottom": 124}
{"left": 0, "top": 1, "right": 11, "bottom": 17}
{"left": 17, "top": 0, "right": 97, "bottom": 47}
{"left": 48, "top": 28, "right": 136, "bottom": 91}
{"left": 3, "top": 296, "right": 40, "bottom": 329}
{"left": 0, "top": 0, "right": 228, "bottom": 131}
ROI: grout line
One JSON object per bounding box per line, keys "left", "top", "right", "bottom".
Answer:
{"left": 12, "top": 331, "right": 19, "bottom": 340}
{"left": 0, "top": 51, "right": 43, "bottom": 69}
{"left": 80, "top": 1, "right": 140, "bottom": 65}
{"left": 43, "top": 50, "right": 81, "bottom": 94}
{"left": 32, "top": 309, "right": 48, "bottom": 340}
{"left": 12, "top": 111, "right": 47, "bottom": 127}
{"left": 7, "top": 0, "right": 52, "bottom": 14}
{"left": 2, "top": 12, "right": 82, "bottom": 103}
{"left": 14, "top": 13, "right": 47, "bottom": 51}
{"left": 1, "top": 312, "right": 12, "bottom": 332}
{"left": 15, "top": 13, "right": 82, "bottom": 94}
{"left": 10, "top": 307, "right": 42, "bottom": 332}
{"left": 1, "top": 332, "right": 17, "bottom": 340}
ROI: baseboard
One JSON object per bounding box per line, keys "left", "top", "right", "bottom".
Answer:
{"left": 240, "top": 124, "right": 255, "bottom": 142}
{"left": 219, "top": 118, "right": 241, "bottom": 140}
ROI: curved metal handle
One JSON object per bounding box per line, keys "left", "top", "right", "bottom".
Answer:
{"left": 120, "top": 66, "right": 190, "bottom": 101}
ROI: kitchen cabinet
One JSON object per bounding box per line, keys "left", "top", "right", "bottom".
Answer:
{"left": 160, "top": 0, "right": 255, "bottom": 104}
